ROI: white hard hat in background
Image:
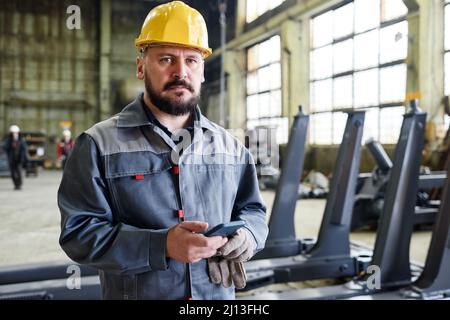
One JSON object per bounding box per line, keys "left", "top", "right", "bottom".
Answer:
{"left": 63, "top": 129, "right": 71, "bottom": 137}
{"left": 9, "top": 125, "right": 20, "bottom": 133}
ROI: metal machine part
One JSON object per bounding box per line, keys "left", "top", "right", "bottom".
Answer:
{"left": 243, "top": 110, "right": 369, "bottom": 290}
{"left": 351, "top": 140, "right": 446, "bottom": 231}
{"left": 242, "top": 101, "right": 434, "bottom": 300}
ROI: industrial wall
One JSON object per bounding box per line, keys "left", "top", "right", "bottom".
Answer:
{"left": 0, "top": 0, "right": 448, "bottom": 173}
{"left": 210, "top": 0, "right": 447, "bottom": 174}
{"left": 0, "top": 0, "right": 98, "bottom": 142}
{"left": 0, "top": 0, "right": 233, "bottom": 157}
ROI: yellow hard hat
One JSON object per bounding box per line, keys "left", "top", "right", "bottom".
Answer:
{"left": 135, "top": 1, "right": 212, "bottom": 58}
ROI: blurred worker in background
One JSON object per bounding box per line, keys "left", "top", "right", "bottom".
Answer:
{"left": 56, "top": 129, "right": 74, "bottom": 170}
{"left": 58, "top": 1, "right": 268, "bottom": 300}
{"left": 3, "top": 125, "right": 28, "bottom": 190}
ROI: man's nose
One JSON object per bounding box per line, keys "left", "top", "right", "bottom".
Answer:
{"left": 172, "top": 60, "right": 188, "bottom": 80}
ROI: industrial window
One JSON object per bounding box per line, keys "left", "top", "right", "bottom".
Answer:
{"left": 445, "top": 0, "right": 450, "bottom": 127}
{"left": 246, "top": 35, "right": 288, "bottom": 144}
{"left": 309, "top": 0, "right": 408, "bottom": 145}
{"left": 246, "top": 0, "right": 286, "bottom": 23}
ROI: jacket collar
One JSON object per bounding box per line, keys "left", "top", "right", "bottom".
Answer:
{"left": 117, "top": 92, "right": 217, "bottom": 132}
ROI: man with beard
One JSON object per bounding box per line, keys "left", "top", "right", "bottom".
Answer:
{"left": 58, "top": 1, "right": 268, "bottom": 300}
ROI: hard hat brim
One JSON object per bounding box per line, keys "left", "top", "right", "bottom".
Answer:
{"left": 135, "top": 40, "right": 212, "bottom": 59}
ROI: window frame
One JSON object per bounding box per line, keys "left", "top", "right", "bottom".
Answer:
{"left": 245, "top": 35, "right": 288, "bottom": 144}
{"left": 245, "top": 0, "right": 286, "bottom": 24}
{"left": 309, "top": 0, "right": 409, "bottom": 146}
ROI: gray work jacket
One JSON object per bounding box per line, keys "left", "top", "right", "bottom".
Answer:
{"left": 57, "top": 94, "right": 268, "bottom": 300}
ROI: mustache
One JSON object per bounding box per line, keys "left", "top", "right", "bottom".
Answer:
{"left": 163, "top": 80, "right": 194, "bottom": 93}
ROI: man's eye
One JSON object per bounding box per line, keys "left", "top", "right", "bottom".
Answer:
{"left": 160, "top": 57, "right": 173, "bottom": 64}
{"left": 186, "top": 58, "right": 198, "bottom": 65}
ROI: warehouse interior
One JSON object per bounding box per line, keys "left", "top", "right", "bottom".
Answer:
{"left": 0, "top": 0, "right": 449, "bottom": 301}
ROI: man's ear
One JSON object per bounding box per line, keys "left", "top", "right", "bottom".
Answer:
{"left": 136, "top": 57, "right": 145, "bottom": 80}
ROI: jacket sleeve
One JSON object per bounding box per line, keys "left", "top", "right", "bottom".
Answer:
{"left": 232, "top": 151, "right": 268, "bottom": 253}
{"left": 20, "top": 140, "right": 28, "bottom": 166}
{"left": 58, "top": 133, "right": 168, "bottom": 275}
{"left": 56, "top": 141, "right": 62, "bottom": 159}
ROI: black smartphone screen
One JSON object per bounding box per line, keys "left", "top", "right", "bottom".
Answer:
{"left": 204, "top": 221, "right": 246, "bottom": 237}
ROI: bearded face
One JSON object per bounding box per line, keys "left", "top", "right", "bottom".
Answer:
{"left": 138, "top": 46, "right": 205, "bottom": 116}
{"left": 144, "top": 69, "right": 200, "bottom": 116}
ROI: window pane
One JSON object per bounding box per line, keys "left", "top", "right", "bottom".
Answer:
{"left": 257, "top": 65, "right": 271, "bottom": 92}
{"left": 247, "top": 45, "right": 259, "bottom": 71}
{"left": 333, "top": 39, "right": 353, "bottom": 74}
{"left": 248, "top": 117, "right": 288, "bottom": 144}
{"left": 362, "top": 107, "right": 380, "bottom": 143}
{"left": 258, "top": 40, "right": 272, "bottom": 66}
{"left": 446, "top": 5, "right": 450, "bottom": 51}
{"left": 355, "top": 0, "right": 380, "bottom": 33}
{"left": 354, "top": 69, "right": 379, "bottom": 108}
{"left": 333, "top": 75, "right": 353, "bottom": 109}
{"left": 446, "top": 53, "right": 450, "bottom": 96}
{"left": 380, "top": 21, "right": 408, "bottom": 64}
{"left": 257, "top": 0, "right": 270, "bottom": 17}
{"left": 311, "top": 45, "right": 333, "bottom": 79}
{"left": 269, "top": 63, "right": 281, "bottom": 89}
{"left": 270, "top": 36, "right": 281, "bottom": 62}
{"left": 379, "top": 106, "right": 405, "bottom": 144}
{"left": 311, "top": 112, "right": 332, "bottom": 144}
{"left": 312, "top": 11, "right": 333, "bottom": 47}
{"left": 354, "top": 30, "right": 379, "bottom": 70}
{"left": 246, "top": 71, "right": 258, "bottom": 95}
{"left": 270, "top": 0, "right": 284, "bottom": 10}
{"left": 247, "top": 95, "right": 259, "bottom": 119}
{"left": 246, "top": 36, "right": 282, "bottom": 138}
{"left": 311, "top": 79, "right": 332, "bottom": 112}
{"left": 333, "top": 112, "right": 347, "bottom": 144}
{"left": 270, "top": 90, "right": 282, "bottom": 117}
{"left": 380, "top": 64, "right": 406, "bottom": 103}
{"left": 333, "top": 3, "right": 354, "bottom": 39}
{"left": 247, "top": 119, "right": 258, "bottom": 129}
{"left": 382, "top": 0, "right": 408, "bottom": 22}
{"left": 246, "top": 0, "right": 258, "bottom": 23}
{"left": 269, "top": 117, "right": 289, "bottom": 144}
{"left": 258, "top": 92, "right": 271, "bottom": 118}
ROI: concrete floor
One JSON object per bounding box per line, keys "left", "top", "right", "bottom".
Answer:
{"left": 0, "top": 170, "right": 66, "bottom": 266}
{"left": 0, "top": 170, "right": 432, "bottom": 268}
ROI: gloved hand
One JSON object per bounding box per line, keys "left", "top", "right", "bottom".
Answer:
{"left": 218, "top": 228, "right": 256, "bottom": 262}
{"left": 207, "top": 228, "right": 256, "bottom": 289}
{"left": 207, "top": 257, "right": 247, "bottom": 289}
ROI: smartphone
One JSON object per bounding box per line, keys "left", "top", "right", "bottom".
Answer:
{"left": 204, "top": 221, "right": 246, "bottom": 237}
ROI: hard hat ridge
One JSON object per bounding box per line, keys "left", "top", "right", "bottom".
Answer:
{"left": 135, "top": 1, "right": 212, "bottom": 58}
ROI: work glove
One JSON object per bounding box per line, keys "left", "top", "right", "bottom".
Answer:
{"left": 218, "top": 228, "right": 256, "bottom": 262}
{"left": 207, "top": 228, "right": 256, "bottom": 289}
{"left": 207, "top": 257, "right": 247, "bottom": 289}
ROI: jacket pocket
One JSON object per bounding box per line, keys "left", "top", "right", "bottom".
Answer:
{"left": 105, "top": 151, "right": 172, "bottom": 178}
{"left": 193, "top": 163, "right": 241, "bottom": 226}
{"left": 104, "top": 151, "right": 178, "bottom": 228}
